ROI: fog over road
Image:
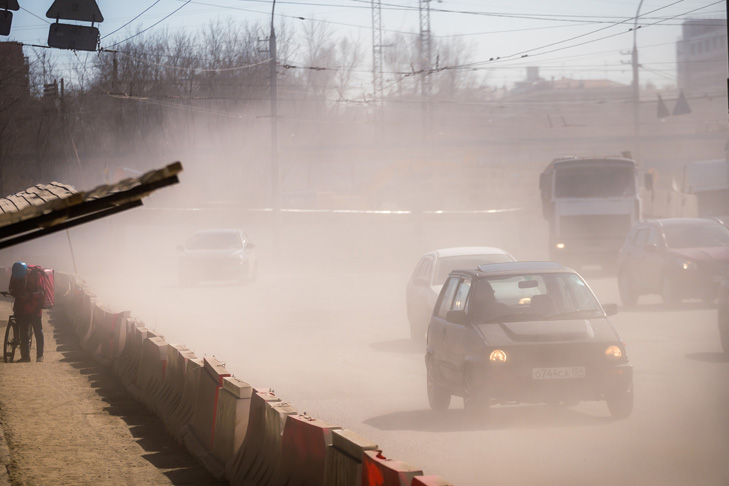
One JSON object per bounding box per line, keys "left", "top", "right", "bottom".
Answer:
{"left": 86, "top": 261, "right": 729, "bottom": 486}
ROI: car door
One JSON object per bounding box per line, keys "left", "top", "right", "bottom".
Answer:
{"left": 407, "top": 255, "right": 435, "bottom": 326}
{"left": 428, "top": 275, "right": 460, "bottom": 380}
{"left": 624, "top": 227, "right": 649, "bottom": 292}
{"left": 641, "top": 225, "right": 666, "bottom": 292}
{"left": 440, "top": 277, "right": 473, "bottom": 385}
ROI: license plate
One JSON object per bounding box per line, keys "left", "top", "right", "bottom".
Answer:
{"left": 532, "top": 367, "right": 586, "bottom": 379}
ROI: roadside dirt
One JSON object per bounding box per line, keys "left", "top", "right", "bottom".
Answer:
{"left": 0, "top": 301, "right": 226, "bottom": 486}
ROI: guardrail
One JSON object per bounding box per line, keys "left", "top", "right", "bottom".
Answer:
{"left": 54, "top": 271, "right": 455, "bottom": 486}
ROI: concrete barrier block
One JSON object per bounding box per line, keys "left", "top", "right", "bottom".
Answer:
{"left": 362, "top": 450, "right": 423, "bottom": 486}
{"left": 86, "top": 304, "right": 112, "bottom": 365}
{"left": 411, "top": 476, "right": 455, "bottom": 486}
{"left": 324, "top": 428, "right": 379, "bottom": 486}
{"left": 137, "top": 336, "right": 169, "bottom": 414}
{"left": 183, "top": 356, "right": 231, "bottom": 479}
{"left": 157, "top": 344, "right": 194, "bottom": 437}
{"left": 212, "top": 376, "right": 252, "bottom": 465}
{"left": 191, "top": 356, "right": 231, "bottom": 449}
{"left": 167, "top": 356, "right": 203, "bottom": 442}
{"left": 101, "top": 310, "right": 131, "bottom": 364}
{"left": 226, "top": 388, "right": 297, "bottom": 486}
{"left": 114, "top": 322, "right": 147, "bottom": 398}
{"left": 274, "top": 414, "right": 342, "bottom": 486}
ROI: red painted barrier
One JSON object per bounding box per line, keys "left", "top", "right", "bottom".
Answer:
{"left": 274, "top": 414, "right": 341, "bottom": 486}
{"left": 323, "top": 428, "right": 379, "bottom": 486}
{"left": 362, "top": 450, "right": 423, "bottom": 486}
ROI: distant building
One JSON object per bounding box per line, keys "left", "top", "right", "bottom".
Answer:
{"left": 676, "top": 19, "right": 727, "bottom": 95}
{"left": 0, "top": 41, "right": 30, "bottom": 101}
{"left": 507, "top": 66, "right": 630, "bottom": 103}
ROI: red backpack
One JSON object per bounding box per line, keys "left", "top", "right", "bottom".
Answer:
{"left": 28, "top": 266, "right": 54, "bottom": 309}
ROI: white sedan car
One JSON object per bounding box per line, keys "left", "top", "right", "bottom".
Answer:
{"left": 177, "top": 229, "right": 257, "bottom": 286}
{"left": 405, "top": 247, "right": 516, "bottom": 340}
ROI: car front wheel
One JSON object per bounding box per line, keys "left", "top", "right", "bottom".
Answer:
{"left": 618, "top": 271, "right": 638, "bottom": 307}
{"left": 606, "top": 383, "right": 634, "bottom": 419}
{"left": 426, "top": 361, "right": 451, "bottom": 411}
{"left": 463, "top": 366, "right": 488, "bottom": 420}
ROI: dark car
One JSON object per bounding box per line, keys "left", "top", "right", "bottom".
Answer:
{"left": 425, "top": 261, "right": 632, "bottom": 419}
{"left": 617, "top": 218, "right": 729, "bottom": 306}
{"left": 719, "top": 276, "right": 729, "bottom": 354}
{"left": 177, "top": 229, "right": 257, "bottom": 286}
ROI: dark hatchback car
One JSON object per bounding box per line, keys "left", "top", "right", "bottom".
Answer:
{"left": 617, "top": 218, "right": 729, "bottom": 306}
{"left": 425, "top": 261, "right": 633, "bottom": 419}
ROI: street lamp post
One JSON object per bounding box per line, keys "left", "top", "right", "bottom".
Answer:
{"left": 632, "top": 0, "right": 645, "bottom": 162}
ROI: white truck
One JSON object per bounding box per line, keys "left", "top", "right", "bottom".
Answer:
{"left": 540, "top": 156, "right": 641, "bottom": 267}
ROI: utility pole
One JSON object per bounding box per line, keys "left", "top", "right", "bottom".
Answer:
{"left": 269, "top": 0, "right": 281, "bottom": 258}
{"left": 371, "top": 0, "right": 384, "bottom": 131}
{"left": 419, "top": 0, "right": 432, "bottom": 139}
{"left": 631, "top": 0, "right": 645, "bottom": 163}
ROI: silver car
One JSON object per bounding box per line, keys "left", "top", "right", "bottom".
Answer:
{"left": 177, "top": 229, "right": 257, "bottom": 286}
{"left": 406, "top": 247, "right": 515, "bottom": 340}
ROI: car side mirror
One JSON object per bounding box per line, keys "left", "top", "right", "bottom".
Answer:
{"left": 603, "top": 303, "right": 618, "bottom": 316}
{"left": 644, "top": 243, "right": 659, "bottom": 252}
{"left": 446, "top": 309, "right": 467, "bottom": 324}
{"left": 414, "top": 276, "right": 429, "bottom": 286}
{"left": 245, "top": 242, "right": 256, "bottom": 249}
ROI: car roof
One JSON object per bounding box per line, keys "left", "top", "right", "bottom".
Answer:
{"left": 191, "top": 229, "right": 243, "bottom": 235}
{"left": 638, "top": 217, "right": 723, "bottom": 228}
{"left": 429, "top": 247, "right": 513, "bottom": 258}
{"left": 450, "top": 261, "right": 571, "bottom": 277}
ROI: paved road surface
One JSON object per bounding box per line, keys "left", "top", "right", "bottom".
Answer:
{"left": 87, "top": 266, "right": 729, "bottom": 486}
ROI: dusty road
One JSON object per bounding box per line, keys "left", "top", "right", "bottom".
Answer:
{"left": 86, "top": 267, "right": 729, "bottom": 486}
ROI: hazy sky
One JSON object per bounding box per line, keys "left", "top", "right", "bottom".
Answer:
{"left": 5, "top": 0, "right": 726, "bottom": 89}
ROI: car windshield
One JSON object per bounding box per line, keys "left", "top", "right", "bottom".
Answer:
{"left": 186, "top": 232, "right": 242, "bottom": 250}
{"left": 469, "top": 272, "right": 603, "bottom": 323}
{"left": 434, "top": 254, "right": 513, "bottom": 285}
{"left": 663, "top": 221, "right": 729, "bottom": 249}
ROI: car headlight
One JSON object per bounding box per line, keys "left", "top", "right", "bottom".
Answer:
{"left": 604, "top": 344, "right": 623, "bottom": 362}
{"left": 489, "top": 349, "right": 509, "bottom": 366}
{"left": 555, "top": 242, "right": 565, "bottom": 249}
{"left": 676, "top": 259, "right": 697, "bottom": 271}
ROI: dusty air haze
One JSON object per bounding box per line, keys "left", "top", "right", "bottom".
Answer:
{"left": 0, "top": 7, "right": 728, "bottom": 486}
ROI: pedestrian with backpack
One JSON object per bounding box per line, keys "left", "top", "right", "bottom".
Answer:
{"left": 8, "top": 262, "right": 45, "bottom": 362}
